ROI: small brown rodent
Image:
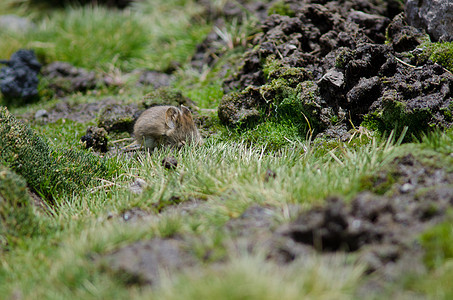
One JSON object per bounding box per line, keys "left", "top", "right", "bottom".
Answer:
{"left": 133, "top": 105, "right": 202, "bottom": 151}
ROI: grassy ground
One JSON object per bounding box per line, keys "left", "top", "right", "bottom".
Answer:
{"left": 1, "top": 1, "right": 453, "bottom": 299}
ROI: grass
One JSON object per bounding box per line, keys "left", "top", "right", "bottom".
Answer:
{"left": 0, "top": 1, "right": 210, "bottom": 72}
{"left": 155, "top": 255, "right": 363, "bottom": 300}
{"left": 0, "top": 127, "right": 426, "bottom": 299}
{"left": 1, "top": 0, "right": 453, "bottom": 299}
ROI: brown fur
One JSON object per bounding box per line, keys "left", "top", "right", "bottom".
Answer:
{"left": 133, "top": 105, "right": 202, "bottom": 151}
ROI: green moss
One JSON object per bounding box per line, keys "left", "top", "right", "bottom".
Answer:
{"left": 0, "top": 106, "right": 109, "bottom": 201}
{"left": 268, "top": 1, "right": 295, "bottom": 17}
{"left": 0, "top": 165, "right": 47, "bottom": 248}
{"left": 420, "top": 220, "right": 453, "bottom": 269}
{"left": 238, "top": 119, "right": 302, "bottom": 150}
{"left": 440, "top": 101, "right": 453, "bottom": 122}
{"left": 425, "top": 42, "right": 453, "bottom": 73}
{"left": 262, "top": 55, "right": 283, "bottom": 80}
{"left": 361, "top": 92, "right": 432, "bottom": 141}
{"left": 335, "top": 48, "right": 354, "bottom": 69}
{"left": 142, "top": 87, "right": 194, "bottom": 108}
{"left": 359, "top": 171, "right": 396, "bottom": 195}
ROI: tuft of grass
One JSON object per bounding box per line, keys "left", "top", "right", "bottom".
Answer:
{"left": 420, "top": 220, "right": 453, "bottom": 270}
{"left": 155, "top": 255, "right": 363, "bottom": 300}
{"left": 32, "top": 6, "right": 152, "bottom": 71}
{"left": 0, "top": 165, "right": 50, "bottom": 248}
{"left": 0, "top": 6, "right": 152, "bottom": 71}
{"left": 131, "top": 0, "right": 211, "bottom": 71}
{"left": 0, "top": 2, "right": 211, "bottom": 72}
{"left": 0, "top": 106, "right": 110, "bottom": 201}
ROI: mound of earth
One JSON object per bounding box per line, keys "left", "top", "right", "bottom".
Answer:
{"left": 213, "top": 0, "right": 453, "bottom": 139}
{"left": 222, "top": 151, "right": 453, "bottom": 289}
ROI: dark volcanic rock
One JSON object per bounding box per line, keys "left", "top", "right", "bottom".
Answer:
{"left": 214, "top": 0, "right": 453, "bottom": 138}
{"left": 0, "top": 49, "right": 41, "bottom": 103}
{"left": 405, "top": 0, "right": 453, "bottom": 42}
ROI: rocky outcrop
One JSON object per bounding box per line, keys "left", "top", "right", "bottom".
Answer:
{"left": 405, "top": 0, "right": 453, "bottom": 42}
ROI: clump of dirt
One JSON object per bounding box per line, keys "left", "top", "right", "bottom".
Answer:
{"left": 42, "top": 62, "right": 101, "bottom": 97}
{"left": 219, "top": 152, "right": 453, "bottom": 281}
{"left": 80, "top": 126, "right": 109, "bottom": 153}
{"left": 101, "top": 237, "right": 197, "bottom": 285}
{"left": 138, "top": 70, "right": 173, "bottom": 89}
{"left": 274, "top": 153, "right": 453, "bottom": 275}
{"left": 162, "top": 156, "right": 178, "bottom": 170}
{"left": 214, "top": 0, "right": 453, "bottom": 139}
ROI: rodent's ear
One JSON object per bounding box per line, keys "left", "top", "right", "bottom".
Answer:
{"left": 165, "top": 107, "right": 180, "bottom": 129}
{"left": 180, "top": 105, "right": 193, "bottom": 120}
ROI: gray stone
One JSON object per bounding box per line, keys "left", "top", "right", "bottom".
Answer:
{"left": 405, "top": 0, "right": 453, "bottom": 42}
{"left": 34, "top": 109, "right": 48, "bottom": 119}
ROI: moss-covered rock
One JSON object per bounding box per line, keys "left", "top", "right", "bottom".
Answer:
{"left": 0, "top": 165, "right": 43, "bottom": 248}
{"left": 218, "top": 63, "right": 331, "bottom": 138}
{"left": 97, "top": 103, "right": 139, "bottom": 133}
{"left": 218, "top": 86, "right": 263, "bottom": 127}
{"left": 0, "top": 106, "right": 109, "bottom": 201}
{"left": 425, "top": 42, "right": 453, "bottom": 73}
{"left": 141, "top": 87, "right": 195, "bottom": 109}
{"left": 268, "top": 1, "right": 295, "bottom": 17}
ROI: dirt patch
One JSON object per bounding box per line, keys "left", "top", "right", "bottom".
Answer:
{"left": 138, "top": 70, "right": 174, "bottom": 89}
{"left": 21, "top": 98, "right": 118, "bottom": 125}
{"left": 218, "top": 152, "right": 453, "bottom": 284}
{"left": 120, "top": 207, "right": 151, "bottom": 223}
{"left": 41, "top": 62, "right": 114, "bottom": 97}
{"left": 273, "top": 153, "right": 453, "bottom": 277}
{"left": 102, "top": 237, "right": 197, "bottom": 285}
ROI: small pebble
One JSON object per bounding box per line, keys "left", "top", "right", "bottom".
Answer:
{"left": 400, "top": 183, "right": 414, "bottom": 193}
{"left": 34, "top": 109, "right": 48, "bottom": 119}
